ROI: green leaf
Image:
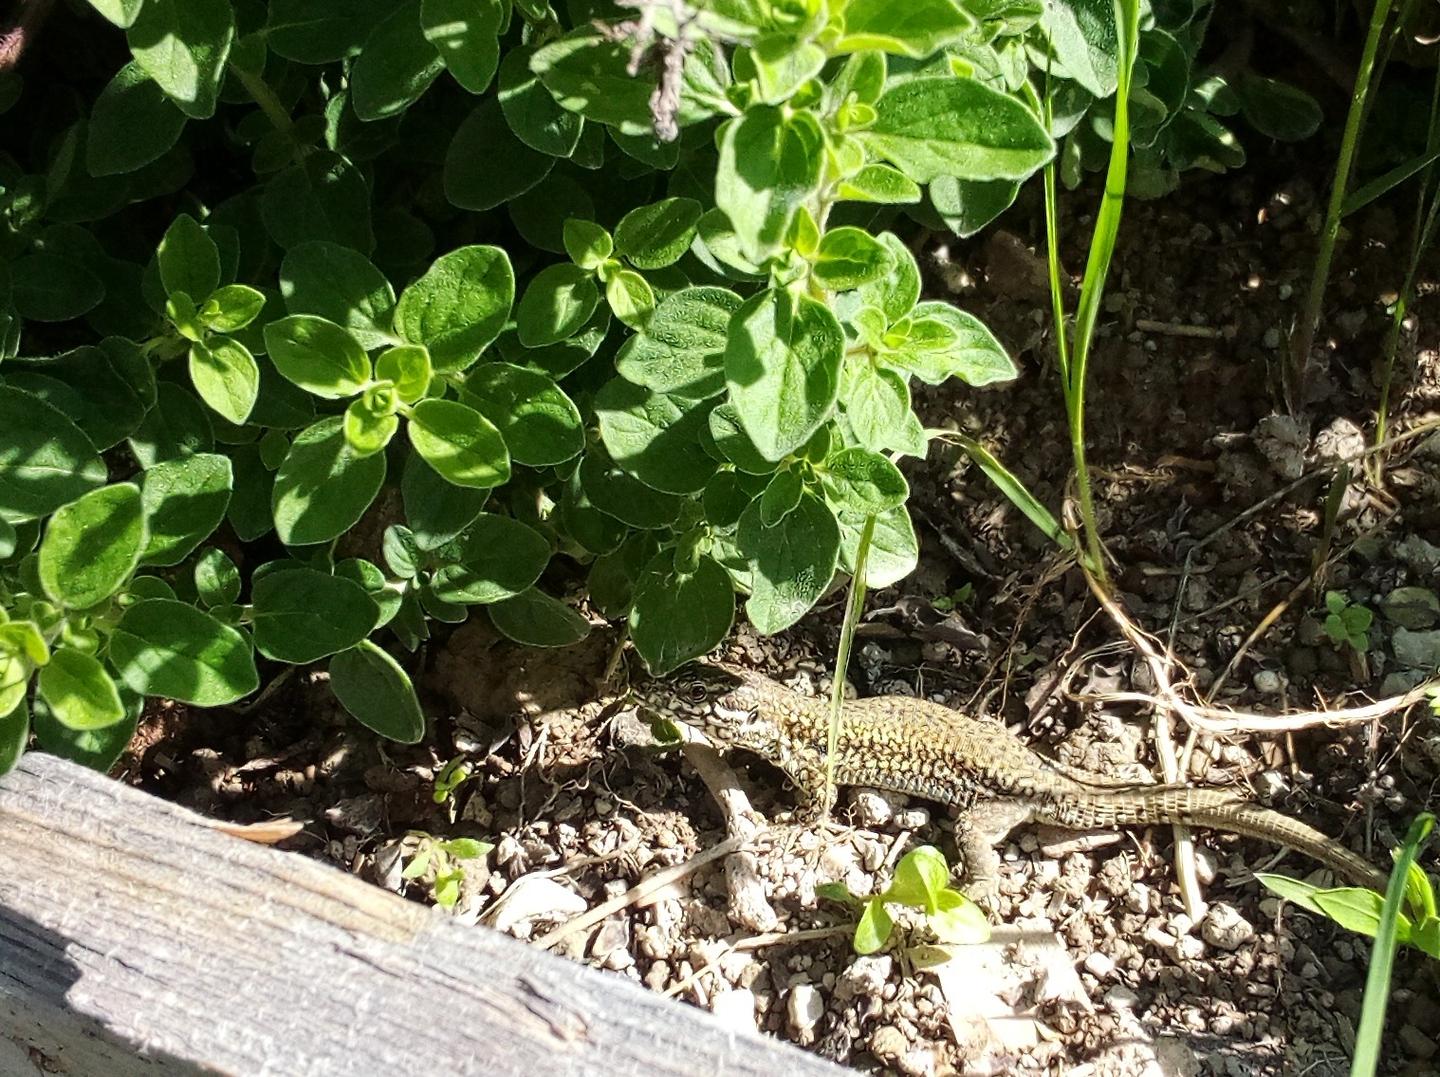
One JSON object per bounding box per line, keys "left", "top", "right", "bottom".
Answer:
{"left": 708, "top": 402, "right": 777, "bottom": 475}
{"left": 500, "top": 44, "right": 583, "bottom": 156}
{"left": 10, "top": 253, "right": 104, "bottom": 323}
{"left": 264, "top": 314, "right": 372, "bottom": 399}
{"left": 616, "top": 286, "right": 741, "bottom": 398}
{"left": 394, "top": 245, "right": 514, "bottom": 371}
{"left": 888, "top": 301, "right": 1017, "bottom": 385}
{"left": 578, "top": 452, "right": 683, "bottom": 531}
{"left": 715, "top": 106, "right": 824, "bottom": 264}
{"left": 596, "top": 378, "right": 717, "bottom": 495}
{"left": 885, "top": 845, "right": 949, "bottom": 912}
{"left": 351, "top": 0, "right": 444, "bottom": 121}
{"left": 822, "top": 447, "right": 908, "bottom": 515}
{"left": 279, "top": 241, "right": 397, "bottom": 350}
{"left": 86, "top": 0, "right": 144, "bottom": 28}
{"left": 461, "top": 363, "right": 583, "bottom": 467}
{"left": 126, "top": 0, "right": 234, "bottom": 119}
{"left": 488, "top": 587, "right": 592, "bottom": 647}
{"left": 261, "top": 151, "right": 374, "bottom": 253}
{"left": 157, "top": 213, "right": 220, "bottom": 302}
{"left": 329, "top": 641, "right": 426, "bottom": 743}
{"left": 86, "top": 62, "right": 188, "bottom": 176}
{"left": 343, "top": 391, "right": 400, "bottom": 457}
{"left": 375, "top": 345, "right": 432, "bottom": 403}
{"left": 930, "top": 889, "right": 990, "bottom": 944}
{"left": 401, "top": 453, "right": 487, "bottom": 551}
{"left": 865, "top": 77, "right": 1054, "bottom": 183}
{"left": 38, "top": 484, "right": 145, "bottom": 608}
{"left": 605, "top": 269, "right": 655, "bottom": 330}
{"left": 630, "top": 552, "right": 735, "bottom": 674}
{"left": 0, "top": 387, "right": 107, "bottom": 524}
{"left": 563, "top": 218, "right": 613, "bottom": 271}
{"left": 838, "top": 502, "right": 918, "bottom": 588}
{"left": 139, "top": 453, "right": 233, "bottom": 566}
{"left": 1313, "top": 887, "right": 1403, "bottom": 940}
{"left": 31, "top": 691, "right": 137, "bottom": 772}
{"left": 837, "top": 164, "right": 922, "bottom": 205}
{"left": 264, "top": 0, "right": 388, "bottom": 64}
{"left": 421, "top": 0, "right": 505, "bottom": 93}
{"left": 1041, "top": 0, "right": 1119, "bottom": 97}
{"left": 199, "top": 285, "right": 267, "bottom": 333}
{"left": 927, "top": 175, "right": 1020, "bottom": 238}
{"left": 614, "top": 198, "right": 704, "bottom": 270}
{"left": 189, "top": 337, "right": 260, "bottom": 424}
{"left": 37, "top": 648, "right": 125, "bottom": 730}
{"left": 835, "top": 0, "right": 973, "bottom": 57}
{"left": 854, "top": 899, "right": 894, "bottom": 954}
{"left": 530, "top": 30, "right": 657, "bottom": 136}
{"left": 849, "top": 233, "right": 920, "bottom": 326}
{"left": 444, "top": 97, "right": 554, "bottom": 212}
{"left": 516, "top": 263, "right": 600, "bottom": 347}
{"left": 725, "top": 288, "right": 843, "bottom": 462}
{"left": 1237, "top": 76, "right": 1322, "bottom": 142}
{"left": 4, "top": 341, "right": 153, "bottom": 452}
{"left": 273, "top": 417, "right": 387, "bottom": 545}
{"left": 812, "top": 227, "right": 895, "bottom": 291}
{"left": 252, "top": 567, "right": 379, "bottom": 663}
{"left": 430, "top": 514, "right": 550, "bottom": 604}
{"left": 110, "top": 599, "right": 258, "bottom": 705}
{"left": 840, "top": 357, "right": 911, "bottom": 453}
{"left": 760, "top": 470, "right": 804, "bottom": 524}
{"left": 739, "top": 489, "right": 839, "bottom": 634}
{"left": 0, "top": 696, "right": 26, "bottom": 777}
{"left": 194, "top": 547, "right": 241, "bottom": 606}
{"left": 407, "top": 398, "right": 511, "bottom": 489}
{"left": 128, "top": 383, "right": 215, "bottom": 469}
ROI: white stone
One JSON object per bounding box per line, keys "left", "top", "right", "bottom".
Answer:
{"left": 710, "top": 988, "right": 758, "bottom": 1034}
{"left": 787, "top": 983, "right": 825, "bottom": 1035}
{"left": 489, "top": 875, "right": 586, "bottom": 933}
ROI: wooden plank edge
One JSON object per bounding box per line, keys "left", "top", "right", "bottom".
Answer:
{"left": 0, "top": 751, "right": 841, "bottom": 1076}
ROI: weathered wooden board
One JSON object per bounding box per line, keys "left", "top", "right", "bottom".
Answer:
{"left": 0, "top": 752, "right": 841, "bottom": 1076}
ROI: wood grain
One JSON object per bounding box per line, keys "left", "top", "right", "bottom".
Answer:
{"left": 0, "top": 752, "right": 840, "bottom": 1075}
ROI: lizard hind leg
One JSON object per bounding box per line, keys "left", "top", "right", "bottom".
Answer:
{"left": 954, "top": 797, "right": 1036, "bottom": 907}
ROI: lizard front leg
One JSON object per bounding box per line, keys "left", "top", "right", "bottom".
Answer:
{"left": 954, "top": 797, "right": 1035, "bottom": 907}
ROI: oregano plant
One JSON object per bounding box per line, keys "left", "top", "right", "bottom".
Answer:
{"left": 0, "top": 0, "right": 1319, "bottom": 775}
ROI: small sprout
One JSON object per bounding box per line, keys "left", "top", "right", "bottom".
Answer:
{"left": 819, "top": 845, "right": 989, "bottom": 955}
{"left": 432, "top": 755, "right": 472, "bottom": 805}
{"left": 401, "top": 831, "right": 495, "bottom": 909}
{"left": 1322, "top": 591, "right": 1373, "bottom": 653}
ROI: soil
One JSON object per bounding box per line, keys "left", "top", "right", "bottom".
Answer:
{"left": 116, "top": 139, "right": 1440, "bottom": 1074}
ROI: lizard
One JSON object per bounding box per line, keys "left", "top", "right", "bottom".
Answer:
{"left": 628, "top": 661, "right": 1387, "bottom": 894}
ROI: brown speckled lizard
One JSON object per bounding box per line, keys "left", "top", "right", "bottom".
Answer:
{"left": 630, "top": 662, "right": 1385, "bottom": 892}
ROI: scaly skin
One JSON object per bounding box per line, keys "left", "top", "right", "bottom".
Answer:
{"left": 631, "top": 662, "right": 1386, "bottom": 891}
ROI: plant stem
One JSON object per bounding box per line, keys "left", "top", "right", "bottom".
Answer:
{"left": 1289, "top": 0, "right": 1394, "bottom": 410}
{"left": 824, "top": 514, "right": 874, "bottom": 806}
{"left": 227, "top": 61, "right": 296, "bottom": 141}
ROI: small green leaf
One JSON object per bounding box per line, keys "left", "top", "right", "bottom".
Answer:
{"left": 499, "top": 43, "right": 583, "bottom": 157}
{"left": 444, "top": 97, "right": 555, "bottom": 212}
{"left": 563, "top": 219, "right": 613, "bottom": 271}
{"left": 273, "top": 417, "right": 387, "bottom": 545}
{"left": 929, "top": 889, "right": 990, "bottom": 944}
{"left": 407, "top": 399, "right": 511, "bottom": 489}
{"left": 264, "top": 315, "right": 372, "bottom": 399}
{"left": 252, "top": 567, "right": 379, "bottom": 663}
{"left": 530, "top": 30, "right": 658, "bottom": 136}
{"left": 605, "top": 269, "right": 655, "bottom": 330}
{"left": 488, "top": 587, "right": 591, "bottom": 647}
{"left": 725, "top": 288, "right": 843, "bottom": 462}
{"left": 708, "top": 403, "right": 778, "bottom": 476}
{"left": 329, "top": 641, "right": 426, "bottom": 743}
{"left": 629, "top": 552, "right": 735, "bottom": 674}
{"left": 157, "top": 213, "right": 220, "bottom": 302}
{"left": 865, "top": 77, "right": 1054, "bottom": 183}
{"left": 394, "top": 245, "right": 514, "bottom": 371}
{"left": 110, "top": 599, "right": 258, "bottom": 705}
{"left": 1312, "top": 887, "right": 1405, "bottom": 940}
{"left": 461, "top": 363, "right": 583, "bottom": 467}
{"left": 739, "top": 489, "right": 840, "bottom": 634}
{"left": 578, "top": 452, "right": 683, "bottom": 532}
{"left": 838, "top": 502, "right": 918, "bottom": 588}
{"left": 760, "top": 470, "right": 804, "bottom": 525}
{"left": 1237, "top": 75, "right": 1322, "bottom": 142}
{"left": 86, "top": 0, "right": 144, "bottom": 28}
{"left": 344, "top": 388, "right": 400, "bottom": 457}
{"left": 430, "top": 514, "right": 551, "bottom": 604}
{"left": 715, "top": 106, "right": 824, "bottom": 264}
{"left": 595, "top": 378, "right": 717, "bottom": 495}
{"left": 421, "top": 0, "right": 504, "bottom": 93}
{"left": 401, "top": 453, "right": 487, "bottom": 551}
{"left": 189, "top": 337, "right": 260, "bottom": 424}
{"left": 126, "top": 0, "right": 234, "bottom": 119}
{"left": 194, "top": 547, "right": 241, "bottom": 606}
{"left": 822, "top": 447, "right": 908, "bottom": 515}
{"left": 140, "top": 453, "right": 232, "bottom": 566}
{"left": 885, "top": 845, "right": 949, "bottom": 912}
{"left": 854, "top": 899, "right": 894, "bottom": 955}
{"left": 86, "top": 61, "right": 188, "bottom": 176}
{"left": 837, "top": 164, "right": 922, "bottom": 205}
{"left": 37, "top": 648, "right": 125, "bottom": 730}
{"left": 614, "top": 198, "right": 704, "bottom": 270}
{"left": 38, "top": 484, "right": 145, "bottom": 608}
{"left": 616, "top": 286, "right": 741, "bottom": 398}
{"left": 516, "top": 263, "right": 600, "bottom": 347}
{"left": 199, "top": 284, "right": 267, "bottom": 333}
{"left": 350, "top": 0, "right": 443, "bottom": 121}
{"left": 812, "top": 227, "right": 896, "bottom": 291}
{"left": 887, "top": 301, "right": 1017, "bottom": 386}
{"left": 279, "top": 241, "right": 397, "bottom": 350}
{"left": 835, "top": 0, "right": 973, "bottom": 57}
{"left": 376, "top": 345, "right": 432, "bottom": 403}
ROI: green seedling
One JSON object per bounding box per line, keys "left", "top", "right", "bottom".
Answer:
{"left": 818, "top": 845, "right": 989, "bottom": 956}
{"left": 402, "top": 833, "right": 494, "bottom": 910}
{"left": 930, "top": 584, "right": 973, "bottom": 613}
{"left": 1323, "top": 592, "right": 1374, "bottom": 653}
{"left": 432, "top": 756, "right": 472, "bottom": 806}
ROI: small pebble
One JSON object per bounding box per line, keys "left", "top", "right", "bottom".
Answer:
{"left": 1084, "top": 951, "right": 1116, "bottom": 979}
{"left": 1252, "top": 669, "right": 1284, "bottom": 695}
{"left": 710, "top": 988, "right": 758, "bottom": 1034}
{"left": 787, "top": 983, "right": 825, "bottom": 1037}
{"left": 1202, "top": 903, "right": 1256, "bottom": 951}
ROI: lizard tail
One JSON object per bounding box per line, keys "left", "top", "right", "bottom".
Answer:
{"left": 1040, "top": 785, "right": 1387, "bottom": 890}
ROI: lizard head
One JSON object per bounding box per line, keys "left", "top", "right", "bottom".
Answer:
{"left": 629, "top": 661, "right": 782, "bottom": 754}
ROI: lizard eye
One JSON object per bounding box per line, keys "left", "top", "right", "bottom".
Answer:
{"left": 685, "top": 682, "right": 707, "bottom": 703}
